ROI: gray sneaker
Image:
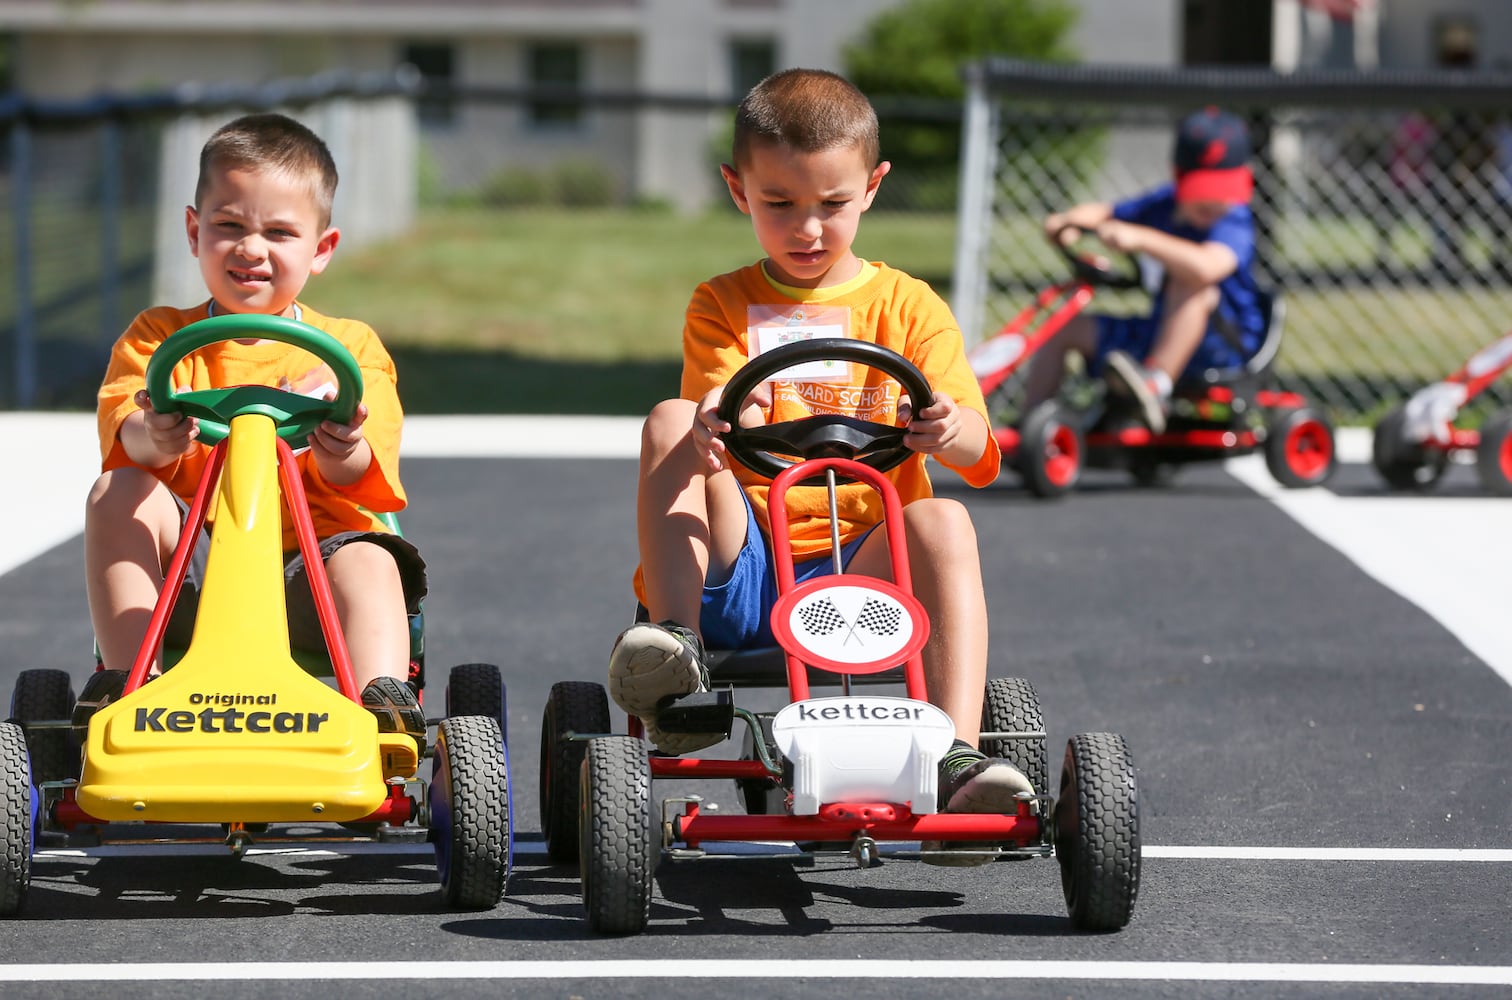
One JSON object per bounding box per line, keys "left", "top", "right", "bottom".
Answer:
{"left": 921, "top": 743, "right": 1034, "bottom": 867}
{"left": 1104, "top": 350, "right": 1169, "bottom": 434}
{"left": 608, "top": 621, "right": 721, "bottom": 755}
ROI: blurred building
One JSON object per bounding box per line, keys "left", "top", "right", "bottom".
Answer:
{"left": 2, "top": 0, "right": 1510, "bottom": 211}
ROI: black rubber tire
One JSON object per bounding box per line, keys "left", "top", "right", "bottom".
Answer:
{"left": 540, "top": 681, "right": 610, "bottom": 864}
{"left": 10, "top": 669, "right": 77, "bottom": 785}
{"left": 0, "top": 721, "right": 33, "bottom": 916}
{"left": 579, "top": 736, "right": 656, "bottom": 935}
{"left": 1474, "top": 411, "right": 1512, "bottom": 496}
{"left": 1054, "top": 733, "right": 1140, "bottom": 931}
{"left": 446, "top": 663, "right": 506, "bottom": 732}
{"left": 1017, "top": 401, "right": 1083, "bottom": 499}
{"left": 429, "top": 715, "right": 511, "bottom": 910}
{"left": 980, "top": 677, "right": 1049, "bottom": 796}
{"left": 736, "top": 712, "right": 786, "bottom": 815}
{"left": 1371, "top": 404, "right": 1449, "bottom": 491}
{"left": 1265, "top": 406, "right": 1337, "bottom": 488}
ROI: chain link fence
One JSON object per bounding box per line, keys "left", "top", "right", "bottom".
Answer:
{"left": 953, "top": 59, "right": 1512, "bottom": 422}
{"left": 1, "top": 71, "right": 415, "bottom": 409}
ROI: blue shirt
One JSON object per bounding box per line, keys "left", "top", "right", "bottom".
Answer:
{"left": 1113, "top": 183, "right": 1265, "bottom": 357}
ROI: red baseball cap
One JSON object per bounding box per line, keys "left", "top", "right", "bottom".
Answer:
{"left": 1173, "top": 107, "right": 1253, "bottom": 204}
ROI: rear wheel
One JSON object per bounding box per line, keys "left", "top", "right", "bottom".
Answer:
{"left": 0, "top": 721, "right": 34, "bottom": 916}
{"left": 1265, "top": 407, "right": 1336, "bottom": 488}
{"left": 10, "top": 669, "right": 77, "bottom": 785}
{"left": 429, "top": 715, "right": 511, "bottom": 909}
{"left": 540, "top": 681, "right": 610, "bottom": 863}
{"left": 980, "top": 677, "right": 1048, "bottom": 796}
{"left": 579, "top": 736, "right": 655, "bottom": 935}
{"left": 446, "top": 663, "right": 506, "bottom": 732}
{"left": 1017, "top": 401, "right": 1083, "bottom": 499}
{"left": 1474, "top": 411, "right": 1512, "bottom": 496}
{"left": 1054, "top": 733, "right": 1140, "bottom": 931}
{"left": 1371, "top": 404, "right": 1448, "bottom": 491}
{"left": 736, "top": 712, "right": 786, "bottom": 815}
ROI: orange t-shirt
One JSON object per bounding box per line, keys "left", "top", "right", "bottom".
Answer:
{"left": 633, "top": 259, "right": 1000, "bottom": 601}
{"left": 97, "top": 301, "right": 407, "bottom": 551}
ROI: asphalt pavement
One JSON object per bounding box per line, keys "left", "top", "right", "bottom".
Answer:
{"left": 1, "top": 415, "right": 1509, "bottom": 998}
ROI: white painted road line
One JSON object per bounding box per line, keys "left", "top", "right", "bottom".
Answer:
{"left": 1224, "top": 451, "right": 1512, "bottom": 688}
{"left": 0, "top": 413, "right": 644, "bottom": 578}
{"left": 33, "top": 843, "right": 1512, "bottom": 862}
{"left": 1, "top": 959, "right": 1509, "bottom": 985}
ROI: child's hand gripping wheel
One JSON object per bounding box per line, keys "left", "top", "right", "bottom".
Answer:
{"left": 1054, "top": 225, "right": 1144, "bottom": 290}
{"left": 716, "top": 338, "right": 937, "bottom": 479}
{"left": 146, "top": 313, "right": 365, "bottom": 444}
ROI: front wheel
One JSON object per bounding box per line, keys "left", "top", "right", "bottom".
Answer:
{"left": 1054, "top": 732, "right": 1140, "bottom": 931}
{"left": 429, "top": 715, "right": 511, "bottom": 909}
{"left": 0, "top": 721, "right": 35, "bottom": 917}
{"left": 1017, "top": 401, "right": 1084, "bottom": 499}
{"left": 1265, "top": 407, "right": 1336, "bottom": 488}
{"left": 579, "top": 736, "right": 656, "bottom": 935}
{"left": 1474, "top": 411, "right": 1512, "bottom": 496}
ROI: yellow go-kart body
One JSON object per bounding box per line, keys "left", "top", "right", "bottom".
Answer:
{"left": 76, "top": 414, "right": 416, "bottom": 824}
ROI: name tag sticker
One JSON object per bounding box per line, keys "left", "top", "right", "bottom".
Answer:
{"left": 748, "top": 305, "right": 852, "bottom": 382}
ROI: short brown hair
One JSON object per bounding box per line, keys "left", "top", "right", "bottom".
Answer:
{"left": 732, "top": 68, "right": 880, "bottom": 170}
{"left": 195, "top": 112, "right": 339, "bottom": 227}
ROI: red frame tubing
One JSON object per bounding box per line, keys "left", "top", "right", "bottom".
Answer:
{"left": 673, "top": 798, "right": 1043, "bottom": 849}
{"left": 1086, "top": 427, "right": 1256, "bottom": 450}
{"left": 1255, "top": 389, "right": 1306, "bottom": 409}
{"left": 124, "top": 441, "right": 228, "bottom": 694}
{"left": 122, "top": 435, "right": 359, "bottom": 701}
{"left": 974, "top": 282, "right": 1095, "bottom": 396}
{"left": 1444, "top": 331, "right": 1512, "bottom": 403}
{"left": 276, "top": 437, "right": 359, "bottom": 700}
{"left": 767, "top": 457, "right": 926, "bottom": 703}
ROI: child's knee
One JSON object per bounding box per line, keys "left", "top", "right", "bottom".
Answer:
{"left": 1165, "top": 276, "right": 1220, "bottom": 312}
{"left": 642, "top": 398, "right": 697, "bottom": 454}
{"left": 905, "top": 498, "right": 978, "bottom": 551}
{"left": 86, "top": 467, "right": 173, "bottom": 527}
{"left": 327, "top": 540, "right": 400, "bottom": 583}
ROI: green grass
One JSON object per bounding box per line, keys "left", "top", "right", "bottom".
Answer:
{"left": 305, "top": 206, "right": 958, "bottom": 413}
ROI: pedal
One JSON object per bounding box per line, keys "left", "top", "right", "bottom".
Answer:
{"left": 655, "top": 689, "right": 735, "bottom": 735}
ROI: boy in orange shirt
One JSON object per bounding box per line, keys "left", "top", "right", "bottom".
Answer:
{"left": 83, "top": 113, "right": 426, "bottom": 741}
{"left": 608, "top": 69, "right": 1030, "bottom": 861}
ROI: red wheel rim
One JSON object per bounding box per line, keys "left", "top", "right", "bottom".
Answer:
{"left": 1498, "top": 432, "right": 1512, "bottom": 483}
{"left": 1286, "top": 420, "right": 1333, "bottom": 481}
{"left": 1043, "top": 423, "right": 1081, "bottom": 487}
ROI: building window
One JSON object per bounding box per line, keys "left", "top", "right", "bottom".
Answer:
{"left": 528, "top": 43, "right": 583, "bottom": 128}
{"left": 402, "top": 42, "right": 457, "bottom": 127}
{"left": 730, "top": 39, "right": 776, "bottom": 97}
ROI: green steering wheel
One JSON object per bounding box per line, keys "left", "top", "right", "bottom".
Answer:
{"left": 145, "top": 314, "right": 363, "bottom": 446}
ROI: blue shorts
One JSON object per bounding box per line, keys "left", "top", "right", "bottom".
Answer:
{"left": 163, "top": 496, "right": 427, "bottom": 655}
{"left": 700, "top": 492, "right": 874, "bottom": 652}
{"left": 1093, "top": 314, "right": 1247, "bottom": 378}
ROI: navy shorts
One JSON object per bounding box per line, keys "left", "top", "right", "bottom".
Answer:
{"left": 163, "top": 496, "right": 427, "bottom": 655}
{"left": 1093, "top": 314, "right": 1247, "bottom": 377}
{"left": 700, "top": 490, "right": 874, "bottom": 651}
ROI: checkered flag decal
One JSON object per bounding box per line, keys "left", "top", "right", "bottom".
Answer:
{"left": 854, "top": 597, "right": 902, "bottom": 637}
{"left": 797, "top": 596, "right": 845, "bottom": 637}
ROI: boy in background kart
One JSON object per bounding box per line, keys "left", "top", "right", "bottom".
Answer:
{"left": 608, "top": 68, "right": 1031, "bottom": 863}
{"left": 1021, "top": 107, "right": 1267, "bottom": 434}
{"left": 82, "top": 113, "right": 428, "bottom": 744}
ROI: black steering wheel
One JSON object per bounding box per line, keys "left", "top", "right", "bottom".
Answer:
{"left": 1055, "top": 225, "right": 1144, "bottom": 290}
{"left": 145, "top": 314, "right": 364, "bottom": 446}
{"left": 715, "top": 338, "right": 936, "bottom": 480}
